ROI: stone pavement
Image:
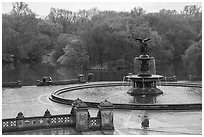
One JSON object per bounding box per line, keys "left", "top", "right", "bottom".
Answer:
{"left": 3, "top": 125, "right": 201, "bottom": 135}
{"left": 2, "top": 84, "right": 202, "bottom": 135}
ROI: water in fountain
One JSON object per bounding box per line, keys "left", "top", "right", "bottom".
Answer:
{"left": 142, "top": 78, "right": 145, "bottom": 89}
{"left": 59, "top": 85, "right": 201, "bottom": 104}
{"left": 122, "top": 76, "right": 126, "bottom": 86}
{"left": 157, "top": 77, "right": 162, "bottom": 88}
{"left": 165, "top": 77, "right": 167, "bottom": 85}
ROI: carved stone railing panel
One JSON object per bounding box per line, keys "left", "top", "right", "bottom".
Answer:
{"left": 88, "top": 117, "right": 101, "bottom": 130}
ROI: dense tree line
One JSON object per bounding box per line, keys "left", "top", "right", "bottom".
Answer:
{"left": 2, "top": 2, "right": 202, "bottom": 76}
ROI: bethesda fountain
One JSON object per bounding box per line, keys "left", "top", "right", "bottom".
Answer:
{"left": 125, "top": 38, "right": 163, "bottom": 96}
{"left": 49, "top": 37, "right": 201, "bottom": 106}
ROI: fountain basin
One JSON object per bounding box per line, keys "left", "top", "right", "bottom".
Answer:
{"left": 125, "top": 75, "right": 163, "bottom": 80}
{"left": 127, "top": 87, "right": 163, "bottom": 96}
{"left": 125, "top": 75, "right": 164, "bottom": 95}
{"left": 50, "top": 81, "right": 202, "bottom": 110}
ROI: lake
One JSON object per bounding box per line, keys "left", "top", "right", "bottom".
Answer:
{"left": 2, "top": 61, "right": 187, "bottom": 86}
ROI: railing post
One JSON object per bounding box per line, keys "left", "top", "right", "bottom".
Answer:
{"left": 71, "top": 98, "right": 90, "bottom": 131}
{"left": 43, "top": 109, "right": 52, "bottom": 127}
{"left": 17, "top": 80, "right": 21, "bottom": 87}
{"left": 16, "top": 112, "right": 25, "bottom": 130}
{"left": 97, "top": 100, "right": 114, "bottom": 130}
{"left": 43, "top": 77, "right": 47, "bottom": 83}
{"left": 87, "top": 73, "right": 94, "bottom": 82}
{"left": 78, "top": 74, "right": 86, "bottom": 83}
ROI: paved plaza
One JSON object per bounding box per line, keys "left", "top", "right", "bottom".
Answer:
{"left": 2, "top": 84, "right": 202, "bottom": 135}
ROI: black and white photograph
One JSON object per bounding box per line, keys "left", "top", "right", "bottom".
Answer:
{"left": 2, "top": 0, "right": 202, "bottom": 135}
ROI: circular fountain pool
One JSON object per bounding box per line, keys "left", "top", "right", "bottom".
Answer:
{"left": 50, "top": 82, "right": 202, "bottom": 110}
{"left": 58, "top": 86, "right": 201, "bottom": 104}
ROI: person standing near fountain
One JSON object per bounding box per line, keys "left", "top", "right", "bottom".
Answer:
{"left": 141, "top": 116, "right": 149, "bottom": 129}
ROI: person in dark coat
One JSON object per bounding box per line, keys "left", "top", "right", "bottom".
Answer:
{"left": 141, "top": 116, "right": 149, "bottom": 128}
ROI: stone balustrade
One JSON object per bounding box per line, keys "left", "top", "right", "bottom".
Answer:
{"left": 2, "top": 74, "right": 86, "bottom": 88}
{"left": 88, "top": 117, "right": 101, "bottom": 130}
{"left": 2, "top": 114, "right": 75, "bottom": 133}
{"left": 161, "top": 76, "right": 177, "bottom": 82}
{"left": 2, "top": 80, "right": 22, "bottom": 88}
{"left": 37, "top": 74, "right": 86, "bottom": 86}
{"left": 2, "top": 99, "right": 114, "bottom": 133}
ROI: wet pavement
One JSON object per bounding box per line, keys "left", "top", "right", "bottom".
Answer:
{"left": 2, "top": 83, "right": 202, "bottom": 135}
